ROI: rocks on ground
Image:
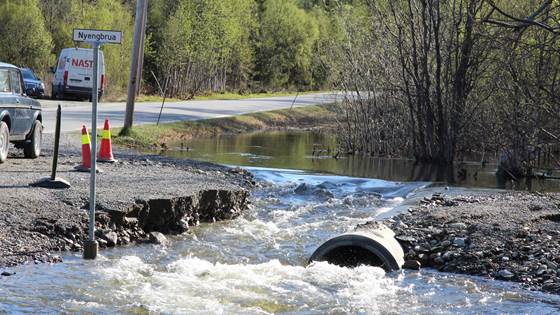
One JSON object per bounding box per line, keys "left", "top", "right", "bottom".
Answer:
{"left": 385, "top": 192, "right": 560, "bottom": 294}
{"left": 0, "top": 140, "right": 253, "bottom": 268}
{"left": 148, "top": 232, "right": 168, "bottom": 245}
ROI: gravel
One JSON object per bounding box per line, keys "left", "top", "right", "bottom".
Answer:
{"left": 387, "top": 191, "right": 560, "bottom": 294}
{"left": 0, "top": 133, "right": 253, "bottom": 269}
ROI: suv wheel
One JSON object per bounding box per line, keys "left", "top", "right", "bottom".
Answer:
{"left": 0, "top": 121, "right": 9, "bottom": 163}
{"left": 24, "top": 120, "right": 42, "bottom": 158}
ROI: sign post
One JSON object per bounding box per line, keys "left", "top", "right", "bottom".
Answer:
{"left": 73, "top": 29, "right": 122, "bottom": 260}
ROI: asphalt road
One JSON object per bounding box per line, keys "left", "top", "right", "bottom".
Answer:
{"left": 39, "top": 92, "right": 339, "bottom": 133}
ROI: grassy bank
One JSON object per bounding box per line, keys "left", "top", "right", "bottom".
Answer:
{"left": 113, "top": 104, "right": 338, "bottom": 149}
{"left": 192, "top": 90, "right": 324, "bottom": 101}
{"left": 105, "top": 90, "right": 323, "bottom": 103}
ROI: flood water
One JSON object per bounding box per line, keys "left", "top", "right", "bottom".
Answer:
{"left": 164, "top": 130, "right": 560, "bottom": 192}
{"left": 2, "top": 131, "right": 560, "bottom": 314}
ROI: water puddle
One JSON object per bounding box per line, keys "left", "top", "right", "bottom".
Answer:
{"left": 1, "top": 168, "right": 560, "bottom": 314}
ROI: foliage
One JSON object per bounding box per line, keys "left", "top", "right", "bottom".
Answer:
{"left": 38, "top": 0, "right": 134, "bottom": 93}
{"left": 0, "top": 0, "right": 333, "bottom": 96}
{"left": 256, "top": 0, "right": 319, "bottom": 89}
{"left": 0, "top": 0, "right": 53, "bottom": 72}
{"left": 148, "top": 0, "right": 260, "bottom": 98}
{"left": 331, "top": 0, "right": 560, "bottom": 170}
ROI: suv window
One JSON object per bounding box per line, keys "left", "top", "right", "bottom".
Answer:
{"left": 0, "top": 69, "right": 10, "bottom": 93}
{"left": 9, "top": 70, "right": 22, "bottom": 95}
{"left": 22, "top": 69, "right": 35, "bottom": 80}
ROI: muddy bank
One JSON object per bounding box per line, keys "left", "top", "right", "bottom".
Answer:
{"left": 0, "top": 142, "right": 252, "bottom": 269}
{"left": 384, "top": 191, "right": 560, "bottom": 293}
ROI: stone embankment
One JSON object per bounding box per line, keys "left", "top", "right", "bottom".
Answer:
{"left": 31, "top": 188, "right": 249, "bottom": 254}
{"left": 385, "top": 191, "right": 560, "bottom": 294}
{"left": 0, "top": 149, "right": 252, "bottom": 269}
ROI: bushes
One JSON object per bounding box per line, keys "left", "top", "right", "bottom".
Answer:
{"left": 38, "top": 0, "right": 133, "bottom": 94}
{"left": 256, "top": 0, "right": 319, "bottom": 89}
{"left": 331, "top": 0, "right": 560, "bottom": 167}
{"left": 0, "top": 0, "right": 53, "bottom": 72}
{"left": 0, "top": 0, "right": 334, "bottom": 97}
{"left": 152, "top": 0, "right": 326, "bottom": 98}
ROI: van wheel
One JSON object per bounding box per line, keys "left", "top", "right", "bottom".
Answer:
{"left": 24, "top": 120, "right": 42, "bottom": 159}
{"left": 52, "top": 88, "right": 64, "bottom": 100}
{"left": 51, "top": 85, "right": 58, "bottom": 100}
{"left": 0, "top": 121, "right": 9, "bottom": 163}
{"left": 88, "top": 93, "right": 103, "bottom": 102}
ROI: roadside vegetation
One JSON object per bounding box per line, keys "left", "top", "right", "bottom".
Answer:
{"left": 324, "top": 1, "right": 560, "bottom": 176}
{"left": 110, "top": 90, "right": 318, "bottom": 103}
{"left": 112, "top": 104, "right": 338, "bottom": 149}
{"left": 191, "top": 90, "right": 323, "bottom": 101}
{"left": 0, "top": 0, "right": 334, "bottom": 99}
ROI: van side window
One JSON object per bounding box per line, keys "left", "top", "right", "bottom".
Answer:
{"left": 9, "top": 70, "right": 22, "bottom": 95}
{"left": 0, "top": 69, "right": 10, "bottom": 93}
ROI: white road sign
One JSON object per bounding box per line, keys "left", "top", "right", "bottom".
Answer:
{"left": 73, "top": 29, "right": 122, "bottom": 44}
{"left": 74, "top": 28, "right": 122, "bottom": 260}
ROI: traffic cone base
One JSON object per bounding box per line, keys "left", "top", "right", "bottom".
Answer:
{"left": 74, "top": 164, "right": 90, "bottom": 173}
{"left": 98, "top": 157, "right": 118, "bottom": 163}
{"left": 74, "top": 165, "right": 103, "bottom": 173}
{"left": 98, "top": 119, "right": 117, "bottom": 163}
{"left": 99, "top": 161, "right": 117, "bottom": 164}
{"left": 98, "top": 158, "right": 118, "bottom": 163}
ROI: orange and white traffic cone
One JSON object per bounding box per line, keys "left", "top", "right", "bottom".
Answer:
{"left": 75, "top": 125, "right": 92, "bottom": 172}
{"left": 98, "top": 119, "right": 117, "bottom": 163}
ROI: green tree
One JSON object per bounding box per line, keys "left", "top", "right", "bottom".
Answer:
{"left": 308, "top": 5, "right": 344, "bottom": 89}
{"left": 256, "top": 0, "right": 319, "bottom": 89}
{"left": 224, "top": 0, "right": 258, "bottom": 92}
{"left": 39, "top": 0, "right": 134, "bottom": 94}
{"left": 39, "top": 0, "right": 82, "bottom": 55}
{"left": 0, "top": 0, "right": 53, "bottom": 71}
{"left": 158, "top": 0, "right": 257, "bottom": 97}
{"left": 79, "top": 0, "right": 134, "bottom": 93}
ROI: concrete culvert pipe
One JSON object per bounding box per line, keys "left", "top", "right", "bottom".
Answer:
{"left": 309, "top": 221, "right": 404, "bottom": 271}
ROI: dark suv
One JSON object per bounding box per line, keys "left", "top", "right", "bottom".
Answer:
{"left": 21, "top": 68, "right": 45, "bottom": 98}
{"left": 0, "top": 62, "right": 42, "bottom": 163}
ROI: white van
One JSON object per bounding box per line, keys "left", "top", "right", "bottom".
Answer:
{"left": 52, "top": 48, "right": 105, "bottom": 101}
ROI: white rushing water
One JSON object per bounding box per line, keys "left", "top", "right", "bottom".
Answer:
{"left": 1, "top": 168, "right": 560, "bottom": 314}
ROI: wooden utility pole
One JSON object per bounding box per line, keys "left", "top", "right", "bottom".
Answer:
{"left": 123, "top": 0, "right": 147, "bottom": 134}
{"left": 136, "top": 1, "right": 148, "bottom": 96}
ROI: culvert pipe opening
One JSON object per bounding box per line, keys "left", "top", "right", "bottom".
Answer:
{"left": 308, "top": 223, "right": 405, "bottom": 271}
{"left": 320, "top": 245, "right": 385, "bottom": 268}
